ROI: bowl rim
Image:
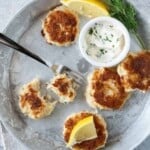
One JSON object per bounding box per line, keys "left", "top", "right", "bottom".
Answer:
{"left": 79, "top": 16, "right": 130, "bottom": 67}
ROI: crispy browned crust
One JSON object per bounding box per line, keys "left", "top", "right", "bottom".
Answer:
{"left": 50, "top": 74, "right": 76, "bottom": 102}
{"left": 19, "top": 79, "right": 57, "bottom": 119}
{"left": 52, "top": 76, "right": 72, "bottom": 97}
{"left": 118, "top": 51, "right": 150, "bottom": 91}
{"left": 63, "top": 112, "right": 108, "bottom": 150}
{"left": 20, "top": 85, "right": 46, "bottom": 118}
{"left": 42, "top": 6, "right": 79, "bottom": 46}
{"left": 86, "top": 68, "right": 129, "bottom": 110}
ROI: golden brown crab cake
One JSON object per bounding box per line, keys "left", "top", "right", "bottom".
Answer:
{"left": 117, "top": 51, "right": 150, "bottom": 92}
{"left": 48, "top": 74, "right": 77, "bottom": 103}
{"left": 86, "top": 68, "right": 129, "bottom": 110}
{"left": 19, "top": 78, "right": 57, "bottom": 119}
{"left": 63, "top": 112, "right": 108, "bottom": 150}
{"left": 42, "top": 6, "right": 79, "bottom": 46}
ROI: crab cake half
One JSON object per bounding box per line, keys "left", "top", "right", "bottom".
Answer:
{"left": 117, "top": 51, "right": 150, "bottom": 92}
{"left": 42, "top": 6, "right": 79, "bottom": 46}
{"left": 48, "top": 74, "right": 77, "bottom": 103}
{"left": 19, "top": 78, "right": 57, "bottom": 119}
{"left": 86, "top": 68, "right": 129, "bottom": 110}
{"left": 63, "top": 112, "right": 108, "bottom": 150}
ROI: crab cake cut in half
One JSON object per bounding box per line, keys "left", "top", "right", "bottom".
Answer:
{"left": 19, "top": 78, "right": 57, "bottom": 119}
{"left": 63, "top": 112, "right": 108, "bottom": 150}
{"left": 117, "top": 51, "right": 150, "bottom": 92}
{"left": 42, "top": 6, "right": 79, "bottom": 46}
{"left": 86, "top": 68, "right": 129, "bottom": 110}
{"left": 48, "top": 74, "right": 77, "bottom": 103}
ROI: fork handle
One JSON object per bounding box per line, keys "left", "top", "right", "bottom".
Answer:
{"left": 0, "top": 33, "right": 49, "bottom": 67}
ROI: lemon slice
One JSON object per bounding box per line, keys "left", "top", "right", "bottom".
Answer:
{"left": 67, "top": 116, "right": 97, "bottom": 147}
{"left": 60, "top": 0, "right": 109, "bottom": 18}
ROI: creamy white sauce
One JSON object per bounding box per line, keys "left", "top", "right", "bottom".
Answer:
{"left": 83, "top": 21, "right": 125, "bottom": 63}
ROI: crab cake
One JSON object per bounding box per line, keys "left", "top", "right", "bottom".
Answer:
{"left": 19, "top": 78, "right": 57, "bottom": 119}
{"left": 86, "top": 68, "right": 129, "bottom": 110}
{"left": 42, "top": 6, "right": 79, "bottom": 46}
{"left": 117, "top": 51, "right": 150, "bottom": 92}
{"left": 48, "top": 74, "right": 77, "bottom": 103}
{"left": 63, "top": 112, "right": 108, "bottom": 150}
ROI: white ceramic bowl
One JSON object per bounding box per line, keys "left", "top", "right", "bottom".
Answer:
{"left": 79, "top": 17, "right": 130, "bottom": 67}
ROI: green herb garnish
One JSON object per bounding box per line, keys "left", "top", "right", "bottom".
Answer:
{"left": 99, "top": 49, "right": 107, "bottom": 54}
{"left": 89, "top": 28, "right": 93, "bottom": 35}
{"left": 104, "top": 36, "right": 112, "bottom": 42}
{"left": 103, "top": 0, "right": 145, "bottom": 49}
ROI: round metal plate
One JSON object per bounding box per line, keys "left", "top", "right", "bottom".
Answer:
{"left": 0, "top": 0, "right": 149, "bottom": 149}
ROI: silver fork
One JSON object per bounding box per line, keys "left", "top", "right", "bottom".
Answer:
{"left": 0, "top": 33, "right": 86, "bottom": 85}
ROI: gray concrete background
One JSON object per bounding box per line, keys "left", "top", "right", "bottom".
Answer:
{"left": 0, "top": 0, "right": 149, "bottom": 149}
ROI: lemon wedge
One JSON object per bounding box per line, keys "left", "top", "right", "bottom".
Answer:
{"left": 60, "top": 0, "right": 109, "bottom": 18}
{"left": 67, "top": 116, "right": 97, "bottom": 147}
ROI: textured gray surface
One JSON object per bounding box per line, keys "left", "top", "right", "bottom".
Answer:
{"left": 0, "top": 0, "right": 149, "bottom": 150}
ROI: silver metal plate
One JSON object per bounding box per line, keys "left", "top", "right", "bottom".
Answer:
{"left": 0, "top": 0, "right": 150, "bottom": 149}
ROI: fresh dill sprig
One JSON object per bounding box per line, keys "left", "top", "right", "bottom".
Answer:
{"left": 103, "top": 0, "right": 146, "bottom": 49}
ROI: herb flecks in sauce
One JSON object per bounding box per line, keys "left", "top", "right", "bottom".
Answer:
{"left": 89, "top": 28, "right": 93, "bottom": 35}
{"left": 84, "top": 21, "right": 125, "bottom": 63}
{"left": 104, "top": 36, "right": 112, "bottom": 42}
{"left": 99, "top": 49, "right": 107, "bottom": 55}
